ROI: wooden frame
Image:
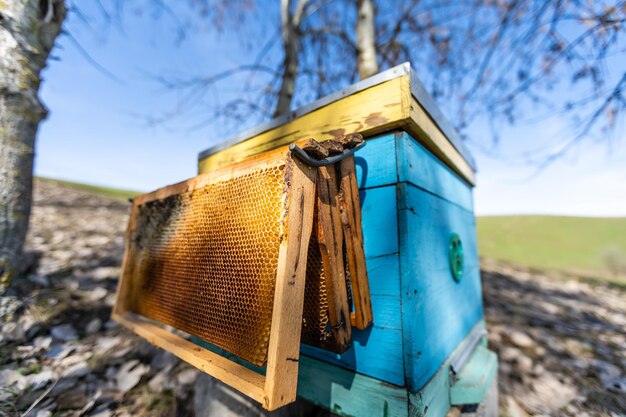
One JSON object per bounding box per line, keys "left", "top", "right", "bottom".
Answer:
{"left": 339, "top": 156, "right": 373, "bottom": 329}
{"left": 315, "top": 165, "right": 352, "bottom": 351}
{"left": 316, "top": 158, "right": 373, "bottom": 334}
{"left": 112, "top": 152, "right": 317, "bottom": 411}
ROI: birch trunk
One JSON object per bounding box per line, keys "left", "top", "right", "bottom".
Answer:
{"left": 274, "top": 21, "right": 299, "bottom": 117}
{"left": 356, "top": 0, "right": 378, "bottom": 80}
{"left": 273, "top": 0, "right": 308, "bottom": 117}
{"left": 0, "top": 0, "right": 65, "bottom": 285}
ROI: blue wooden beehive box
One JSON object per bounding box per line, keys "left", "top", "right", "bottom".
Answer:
{"left": 197, "top": 63, "right": 497, "bottom": 417}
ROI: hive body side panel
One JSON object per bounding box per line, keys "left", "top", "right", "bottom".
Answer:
{"left": 398, "top": 181, "right": 483, "bottom": 392}
{"left": 301, "top": 327, "right": 405, "bottom": 386}
{"left": 352, "top": 133, "right": 398, "bottom": 189}
{"left": 396, "top": 132, "right": 474, "bottom": 212}
{"left": 359, "top": 185, "right": 399, "bottom": 258}
{"left": 300, "top": 254, "right": 405, "bottom": 385}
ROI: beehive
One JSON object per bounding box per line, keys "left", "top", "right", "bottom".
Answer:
{"left": 195, "top": 63, "right": 497, "bottom": 417}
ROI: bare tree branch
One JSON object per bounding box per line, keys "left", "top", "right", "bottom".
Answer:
{"left": 130, "top": 0, "right": 626, "bottom": 167}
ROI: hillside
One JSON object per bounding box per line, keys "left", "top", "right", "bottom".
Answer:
{"left": 31, "top": 181, "right": 626, "bottom": 282}
{"left": 477, "top": 215, "right": 626, "bottom": 277}
{"left": 29, "top": 182, "right": 626, "bottom": 280}
{"left": 36, "top": 177, "right": 142, "bottom": 202}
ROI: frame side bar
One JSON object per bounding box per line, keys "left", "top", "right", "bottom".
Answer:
{"left": 263, "top": 156, "right": 318, "bottom": 410}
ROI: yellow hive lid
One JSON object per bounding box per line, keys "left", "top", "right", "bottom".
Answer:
{"left": 198, "top": 63, "right": 477, "bottom": 185}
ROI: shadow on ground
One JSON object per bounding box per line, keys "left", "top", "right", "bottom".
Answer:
{"left": 482, "top": 259, "right": 626, "bottom": 416}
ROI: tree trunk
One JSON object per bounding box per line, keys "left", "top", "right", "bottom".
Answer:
{"left": 274, "top": 20, "right": 299, "bottom": 117}
{"left": 0, "top": 0, "right": 65, "bottom": 286}
{"left": 356, "top": 0, "right": 378, "bottom": 80}
{"left": 273, "top": 0, "right": 308, "bottom": 118}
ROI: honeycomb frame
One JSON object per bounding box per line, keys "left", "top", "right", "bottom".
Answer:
{"left": 112, "top": 148, "right": 317, "bottom": 410}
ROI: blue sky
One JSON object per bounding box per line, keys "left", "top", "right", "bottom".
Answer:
{"left": 35, "top": 3, "right": 626, "bottom": 217}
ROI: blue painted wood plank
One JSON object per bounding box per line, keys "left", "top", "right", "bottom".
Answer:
{"left": 370, "top": 294, "right": 402, "bottom": 330}
{"left": 303, "top": 246, "right": 405, "bottom": 385}
{"left": 366, "top": 253, "right": 401, "bottom": 297}
{"left": 398, "top": 183, "right": 484, "bottom": 391}
{"left": 361, "top": 185, "right": 399, "bottom": 258}
{"left": 196, "top": 284, "right": 403, "bottom": 386}
{"left": 396, "top": 133, "right": 474, "bottom": 212}
{"left": 302, "top": 326, "right": 405, "bottom": 386}
{"left": 197, "top": 255, "right": 404, "bottom": 387}
{"left": 355, "top": 133, "right": 398, "bottom": 189}
{"left": 298, "top": 356, "right": 408, "bottom": 417}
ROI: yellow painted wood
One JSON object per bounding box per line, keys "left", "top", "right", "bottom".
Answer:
{"left": 403, "top": 96, "right": 476, "bottom": 185}
{"left": 198, "top": 75, "right": 476, "bottom": 185}
{"left": 199, "top": 78, "right": 407, "bottom": 174}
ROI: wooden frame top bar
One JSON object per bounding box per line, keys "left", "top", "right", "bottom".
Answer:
{"left": 197, "top": 63, "right": 477, "bottom": 185}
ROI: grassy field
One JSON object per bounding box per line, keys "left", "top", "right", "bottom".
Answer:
{"left": 477, "top": 215, "right": 626, "bottom": 277}
{"left": 36, "top": 177, "right": 142, "bottom": 202}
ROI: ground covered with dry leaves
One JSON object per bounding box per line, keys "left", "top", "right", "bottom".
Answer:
{"left": 0, "top": 179, "right": 624, "bottom": 417}
{"left": 1, "top": 180, "right": 198, "bottom": 417}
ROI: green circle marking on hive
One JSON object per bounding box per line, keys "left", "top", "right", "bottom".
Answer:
{"left": 448, "top": 233, "right": 463, "bottom": 282}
